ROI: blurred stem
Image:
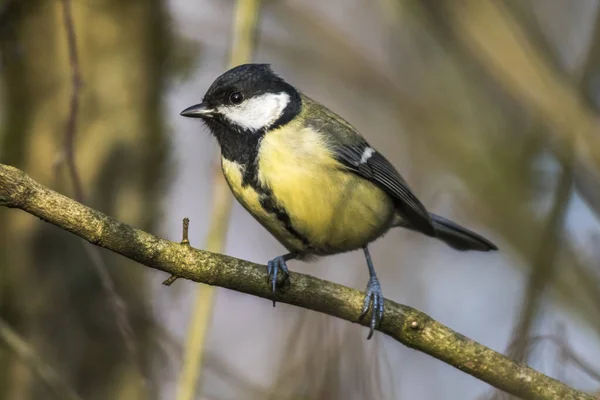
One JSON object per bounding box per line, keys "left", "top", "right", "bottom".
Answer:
{"left": 175, "top": 1, "right": 262, "bottom": 400}
{"left": 0, "top": 317, "right": 83, "bottom": 400}
{"left": 58, "top": 0, "right": 84, "bottom": 202}
{"left": 507, "top": 2, "right": 597, "bottom": 366}
{"left": 568, "top": 8, "right": 600, "bottom": 215}
{"left": 228, "top": 0, "right": 262, "bottom": 67}
{"left": 580, "top": 3, "right": 600, "bottom": 112}
{"left": 506, "top": 329, "right": 600, "bottom": 384}
{"left": 508, "top": 157, "right": 572, "bottom": 362}
{"left": 175, "top": 170, "right": 233, "bottom": 400}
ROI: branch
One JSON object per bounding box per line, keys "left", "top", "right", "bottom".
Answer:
{"left": 0, "top": 163, "right": 593, "bottom": 400}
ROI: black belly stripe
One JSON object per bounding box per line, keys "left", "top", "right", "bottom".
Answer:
{"left": 241, "top": 161, "right": 258, "bottom": 188}
{"left": 239, "top": 160, "right": 311, "bottom": 248}
{"left": 259, "top": 194, "right": 311, "bottom": 247}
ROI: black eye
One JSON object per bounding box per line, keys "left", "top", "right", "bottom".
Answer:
{"left": 229, "top": 91, "right": 244, "bottom": 105}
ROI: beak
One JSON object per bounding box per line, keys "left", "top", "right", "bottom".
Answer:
{"left": 180, "top": 103, "right": 215, "bottom": 118}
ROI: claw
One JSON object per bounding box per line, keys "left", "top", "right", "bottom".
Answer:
{"left": 266, "top": 255, "right": 290, "bottom": 307}
{"left": 358, "top": 276, "right": 384, "bottom": 340}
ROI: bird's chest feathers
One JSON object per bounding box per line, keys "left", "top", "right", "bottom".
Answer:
{"left": 257, "top": 126, "right": 338, "bottom": 188}
{"left": 221, "top": 158, "right": 264, "bottom": 216}
{"left": 221, "top": 156, "right": 306, "bottom": 250}
{"left": 221, "top": 127, "right": 335, "bottom": 234}
{"left": 256, "top": 127, "right": 394, "bottom": 251}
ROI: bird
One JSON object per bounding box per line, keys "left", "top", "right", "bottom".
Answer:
{"left": 180, "top": 63, "right": 498, "bottom": 339}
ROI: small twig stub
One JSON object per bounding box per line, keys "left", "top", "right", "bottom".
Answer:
{"left": 162, "top": 218, "right": 192, "bottom": 286}
{"left": 181, "top": 217, "right": 190, "bottom": 245}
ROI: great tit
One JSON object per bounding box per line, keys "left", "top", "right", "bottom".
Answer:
{"left": 181, "top": 63, "right": 497, "bottom": 339}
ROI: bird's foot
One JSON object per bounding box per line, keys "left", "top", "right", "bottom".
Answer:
{"left": 358, "top": 276, "right": 384, "bottom": 340}
{"left": 266, "top": 255, "right": 290, "bottom": 307}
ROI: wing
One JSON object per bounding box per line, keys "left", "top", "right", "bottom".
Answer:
{"left": 333, "top": 143, "right": 435, "bottom": 236}
{"left": 299, "top": 94, "right": 434, "bottom": 235}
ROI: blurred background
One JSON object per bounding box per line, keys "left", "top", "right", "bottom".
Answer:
{"left": 1, "top": 0, "right": 600, "bottom": 399}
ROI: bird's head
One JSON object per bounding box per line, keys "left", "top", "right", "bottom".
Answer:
{"left": 180, "top": 64, "right": 301, "bottom": 136}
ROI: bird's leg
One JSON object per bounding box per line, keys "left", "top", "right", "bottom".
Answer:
{"left": 358, "top": 245, "right": 384, "bottom": 339}
{"left": 266, "top": 252, "right": 298, "bottom": 307}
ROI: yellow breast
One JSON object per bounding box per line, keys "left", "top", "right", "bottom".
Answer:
{"left": 256, "top": 124, "right": 395, "bottom": 254}
{"left": 221, "top": 158, "right": 306, "bottom": 251}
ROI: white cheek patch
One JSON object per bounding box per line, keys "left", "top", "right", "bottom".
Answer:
{"left": 218, "top": 92, "right": 290, "bottom": 132}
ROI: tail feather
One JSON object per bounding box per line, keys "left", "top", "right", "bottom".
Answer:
{"left": 429, "top": 213, "right": 497, "bottom": 252}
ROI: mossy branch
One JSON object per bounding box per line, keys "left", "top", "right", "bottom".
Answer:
{"left": 0, "top": 163, "right": 593, "bottom": 400}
